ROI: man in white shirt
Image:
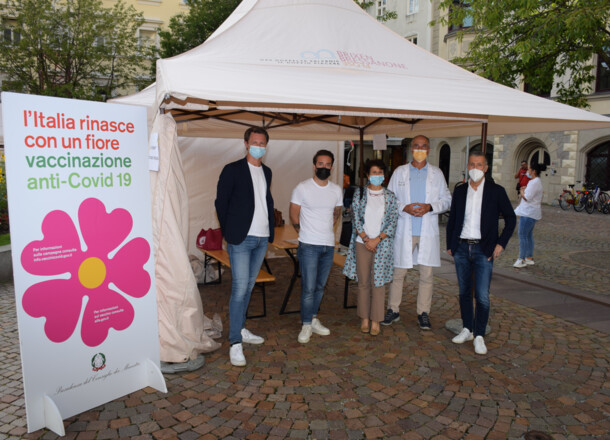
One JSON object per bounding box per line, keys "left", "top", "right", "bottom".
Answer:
{"left": 215, "top": 127, "right": 275, "bottom": 367}
{"left": 386, "top": 135, "right": 451, "bottom": 330}
{"left": 290, "top": 150, "right": 343, "bottom": 344}
{"left": 446, "top": 152, "right": 516, "bottom": 355}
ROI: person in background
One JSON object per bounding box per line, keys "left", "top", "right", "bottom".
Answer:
{"left": 343, "top": 160, "right": 398, "bottom": 336}
{"left": 514, "top": 160, "right": 530, "bottom": 197}
{"left": 215, "top": 127, "right": 274, "bottom": 367}
{"left": 385, "top": 135, "right": 452, "bottom": 330}
{"left": 513, "top": 162, "right": 544, "bottom": 268}
{"left": 290, "top": 150, "right": 343, "bottom": 344}
{"left": 446, "top": 151, "right": 516, "bottom": 355}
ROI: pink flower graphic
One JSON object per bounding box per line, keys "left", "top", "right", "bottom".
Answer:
{"left": 21, "top": 198, "right": 151, "bottom": 347}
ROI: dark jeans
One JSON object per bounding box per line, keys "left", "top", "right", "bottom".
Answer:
{"left": 297, "top": 242, "right": 334, "bottom": 324}
{"left": 453, "top": 241, "right": 493, "bottom": 337}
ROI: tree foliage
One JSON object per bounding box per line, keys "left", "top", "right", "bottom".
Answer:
{"left": 0, "top": 0, "right": 148, "bottom": 100}
{"left": 157, "top": 0, "right": 241, "bottom": 60}
{"left": 437, "top": 0, "right": 610, "bottom": 108}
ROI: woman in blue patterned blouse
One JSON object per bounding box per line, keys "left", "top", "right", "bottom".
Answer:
{"left": 343, "top": 160, "right": 398, "bottom": 335}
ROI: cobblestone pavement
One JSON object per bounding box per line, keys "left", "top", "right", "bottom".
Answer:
{"left": 440, "top": 204, "right": 610, "bottom": 297}
{"left": 1, "top": 249, "right": 610, "bottom": 440}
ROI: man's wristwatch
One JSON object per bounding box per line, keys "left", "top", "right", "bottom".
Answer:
{"left": 429, "top": 205, "right": 433, "bottom": 212}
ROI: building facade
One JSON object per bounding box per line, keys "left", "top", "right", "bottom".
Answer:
{"left": 366, "top": 0, "right": 610, "bottom": 202}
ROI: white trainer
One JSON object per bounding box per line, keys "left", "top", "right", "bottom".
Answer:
{"left": 452, "top": 328, "right": 474, "bottom": 344}
{"left": 241, "top": 328, "right": 264, "bottom": 345}
{"left": 311, "top": 318, "right": 330, "bottom": 336}
{"left": 474, "top": 336, "right": 487, "bottom": 355}
{"left": 513, "top": 259, "right": 527, "bottom": 268}
{"left": 525, "top": 259, "right": 535, "bottom": 265}
{"left": 229, "top": 343, "right": 246, "bottom": 366}
{"left": 298, "top": 324, "right": 313, "bottom": 344}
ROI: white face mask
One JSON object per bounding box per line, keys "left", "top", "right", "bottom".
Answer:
{"left": 469, "top": 168, "right": 485, "bottom": 182}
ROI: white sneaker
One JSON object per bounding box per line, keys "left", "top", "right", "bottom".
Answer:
{"left": 311, "top": 318, "right": 330, "bottom": 336}
{"left": 513, "top": 259, "right": 527, "bottom": 268}
{"left": 298, "top": 325, "right": 313, "bottom": 344}
{"left": 474, "top": 336, "right": 487, "bottom": 355}
{"left": 452, "top": 328, "right": 474, "bottom": 344}
{"left": 229, "top": 343, "right": 246, "bottom": 366}
{"left": 241, "top": 328, "right": 264, "bottom": 345}
{"left": 525, "top": 259, "right": 535, "bottom": 265}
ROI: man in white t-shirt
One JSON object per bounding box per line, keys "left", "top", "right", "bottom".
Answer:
{"left": 215, "top": 127, "right": 275, "bottom": 367}
{"left": 290, "top": 150, "right": 343, "bottom": 344}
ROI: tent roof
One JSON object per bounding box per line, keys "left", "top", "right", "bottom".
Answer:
{"left": 145, "top": 0, "right": 610, "bottom": 139}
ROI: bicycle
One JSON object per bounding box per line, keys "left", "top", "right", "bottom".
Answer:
{"left": 602, "top": 197, "right": 610, "bottom": 214}
{"left": 584, "top": 185, "right": 609, "bottom": 214}
{"left": 558, "top": 181, "right": 584, "bottom": 211}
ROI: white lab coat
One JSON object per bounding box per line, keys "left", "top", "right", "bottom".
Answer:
{"left": 388, "top": 163, "right": 452, "bottom": 268}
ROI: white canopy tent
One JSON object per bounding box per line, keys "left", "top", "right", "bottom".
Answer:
{"left": 113, "top": 0, "right": 610, "bottom": 364}
{"left": 156, "top": 0, "right": 610, "bottom": 140}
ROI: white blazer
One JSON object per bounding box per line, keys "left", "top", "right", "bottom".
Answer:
{"left": 388, "top": 163, "right": 452, "bottom": 268}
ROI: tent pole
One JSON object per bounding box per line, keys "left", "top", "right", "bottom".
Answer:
{"left": 481, "top": 122, "right": 488, "bottom": 154}
{"left": 359, "top": 128, "right": 365, "bottom": 186}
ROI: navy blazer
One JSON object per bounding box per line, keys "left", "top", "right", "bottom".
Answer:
{"left": 215, "top": 157, "right": 275, "bottom": 245}
{"left": 446, "top": 178, "right": 516, "bottom": 258}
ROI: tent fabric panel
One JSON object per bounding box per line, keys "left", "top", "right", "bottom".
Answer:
{"left": 151, "top": 114, "right": 221, "bottom": 362}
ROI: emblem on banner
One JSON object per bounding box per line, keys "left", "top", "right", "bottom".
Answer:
{"left": 91, "top": 353, "right": 106, "bottom": 372}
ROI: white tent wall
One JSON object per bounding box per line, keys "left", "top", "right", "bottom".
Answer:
{"left": 151, "top": 114, "right": 222, "bottom": 363}
{"left": 178, "top": 137, "right": 344, "bottom": 258}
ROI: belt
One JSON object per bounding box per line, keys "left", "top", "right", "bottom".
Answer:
{"left": 460, "top": 238, "right": 480, "bottom": 244}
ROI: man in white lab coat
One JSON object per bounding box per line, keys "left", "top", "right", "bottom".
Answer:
{"left": 384, "top": 135, "right": 452, "bottom": 330}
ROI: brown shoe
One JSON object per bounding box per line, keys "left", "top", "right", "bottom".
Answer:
{"left": 370, "top": 322, "right": 380, "bottom": 336}
{"left": 360, "top": 319, "right": 370, "bottom": 333}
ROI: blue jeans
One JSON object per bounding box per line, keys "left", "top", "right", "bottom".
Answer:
{"left": 298, "top": 242, "right": 334, "bottom": 324}
{"left": 453, "top": 241, "right": 493, "bottom": 337}
{"left": 518, "top": 217, "right": 537, "bottom": 260}
{"left": 227, "top": 236, "right": 268, "bottom": 344}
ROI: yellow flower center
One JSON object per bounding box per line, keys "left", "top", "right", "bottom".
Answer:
{"left": 78, "top": 257, "right": 107, "bottom": 289}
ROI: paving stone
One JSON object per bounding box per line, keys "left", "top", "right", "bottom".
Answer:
{"left": 1, "top": 211, "right": 609, "bottom": 440}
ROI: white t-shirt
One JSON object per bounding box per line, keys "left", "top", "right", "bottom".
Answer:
{"left": 460, "top": 179, "right": 485, "bottom": 240}
{"left": 291, "top": 178, "right": 343, "bottom": 246}
{"left": 514, "top": 177, "right": 543, "bottom": 220}
{"left": 247, "top": 162, "right": 270, "bottom": 237}
{"left": 356, "top": 188, "right": 385, "bottom": 244}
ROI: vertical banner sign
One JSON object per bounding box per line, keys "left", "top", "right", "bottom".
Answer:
{"left": 1, "top": 92, "right": 166, "bottom": 435}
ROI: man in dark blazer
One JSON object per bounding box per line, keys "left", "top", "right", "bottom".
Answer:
{"left": 446, "top": 151, "right": 516, "bottom": 355}
{"left": 215, "top": 127, "right": 275, "bottom": 367}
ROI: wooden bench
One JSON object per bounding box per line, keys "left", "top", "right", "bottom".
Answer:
{"left": 201, "top": 249, "right": 275, "bottom": 319}
{"left": 333, "top": 253, "right": 356, "bottom": 309}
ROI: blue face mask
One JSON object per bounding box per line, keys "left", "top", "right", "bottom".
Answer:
{"left": 369, "top": 175, "right": 384, "bottom": 186}
{"left": 526, "top": 172, "right": 532, "bottom": 179}
{"left": 249, "top": 145, "right": 266, "bottom": 159}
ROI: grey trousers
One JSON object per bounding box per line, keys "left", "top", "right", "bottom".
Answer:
{"left": 387, "top": 236, "right": 434, "bottom": 315}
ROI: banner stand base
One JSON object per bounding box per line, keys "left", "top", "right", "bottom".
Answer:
{"left": 145, "top": 359, "right": 167, "bottom": 393}
{"left": 43, "top": 394, "right": 65, "bottom": 436}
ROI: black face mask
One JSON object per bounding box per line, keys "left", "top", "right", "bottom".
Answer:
{"left": 315, "top": 167, "right": 331, "bottom": 180}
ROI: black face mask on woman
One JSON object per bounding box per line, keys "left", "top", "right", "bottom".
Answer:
{"left": 315, "top": 167, "right": 331, "bottom": 180}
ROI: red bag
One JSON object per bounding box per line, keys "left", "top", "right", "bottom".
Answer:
{"left": 196, "top": 228, "right": 223, "bottom": 250}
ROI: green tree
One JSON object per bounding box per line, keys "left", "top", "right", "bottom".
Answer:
{"left": 0, "top": 0, "right": 148, "bottom": 100}
{"left": 157, "top": 0, "right": 241, "bottom": 60}
{"left": 437, "top": 0, "right": 610, "bottom": 108}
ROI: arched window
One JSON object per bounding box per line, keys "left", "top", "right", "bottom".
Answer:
{"left": 586, "top": 142, "right": 610, "bottom": 190}
{"left": 528, "top": 147, "right": 550, "bottom": 168}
